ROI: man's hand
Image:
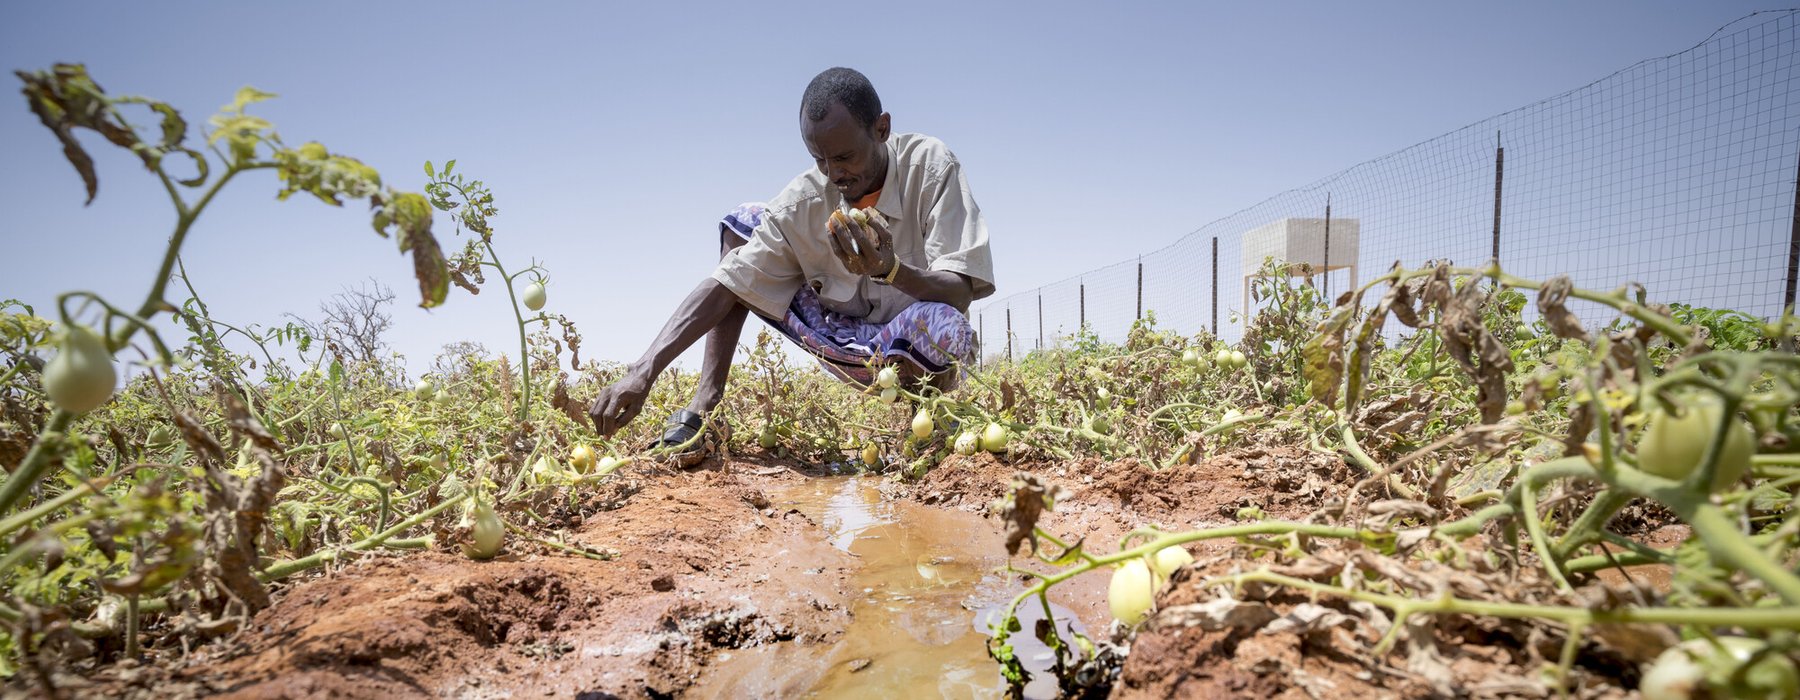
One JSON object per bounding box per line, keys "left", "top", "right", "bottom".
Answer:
{"left": 589, "top": 366, "right": 653, "bottom": 437}
{"left": 827, "top": 210, "right": 896, "bottom": 278}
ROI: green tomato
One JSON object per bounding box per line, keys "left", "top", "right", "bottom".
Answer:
{"left": 862, "top": 443, "right": 880, "bottom": 467}
{"left": 1150, "top": 545, "right": 1193, "bottom": 578}
{"left": 911, "top": 410, "right": 935, "bottom": 440}
{"left": 1213, "top": 348, "right": 1231, "bottom": 368}
{"left": 570, "top": 444, "right": 596, "bottom": 472}
{"left": 521, "top": 282, "right": 547, "bottom": 311}
{"left": 1087, "top": 414, "right": 1111, "bottom": 435}
{"left": 1638, "top": 394, "right": 1755, "bottom": 492}
{"left": 1641, "top": 637, "right": 1798, "bottom": 700}
{"left": 1107, "top": 558, "right": 1166, "bottom": 624}
{"left": 954, "top": 431, "right": 979, "bottom": 456}
{"left": 146, "top": 424, "right": 178, "bottom": 450}
{"left": 876, "top": 366, "right": 898, "bottom": 389}
{"left": 980, "top": 423, "right": 1011, "bottom": 453}
{"left": 529, "top": 456, "right": 558, "bottom": 484}
{"left": 879, "top": 387, "right": 899, "bottom": 404}
{"left": 595, "top": 456, "right": 624, "bottom": 477}
{"left": 1180, "top": 348, "right": 1199, "bottom": 367}
{"left": 1228, "top": 350, "right": 1247, "bottom": 369}
{"left": 461, "top": 500, "right": 505, "bottom": 560}
{"left": 759, "top": 426, "right": 779, "bottom": 450}
{"left": 413, "top": 379, "right": 435, "bottom": 399}
{"left": 43, "top": 324, "right": 116, "bottom": 414}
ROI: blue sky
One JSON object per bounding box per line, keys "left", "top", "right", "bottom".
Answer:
{"left": 0, "top": 1, "right": 1783, "bottom": 377}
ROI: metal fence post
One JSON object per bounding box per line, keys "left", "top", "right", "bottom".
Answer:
{"left": 1323, "top": 193, "right": 1332, "bottom": 300}
{"left": 1037, "top": 293, "right": 1043, "bottom": 350}
{"left": 1211, "top": 237, "right": 1219, "bottom": 335}
{"left": 1136, "top": 258, "right": 1143, "bottom": 321}
{"left": 1079, "top": 281, "right": 1086, "bottom": 330}
{"left": 1492, "top": 130, "right": 1504, "bottom": 267}
{"left": 1786, "top": 144, "right": 1800, "bottom": 312}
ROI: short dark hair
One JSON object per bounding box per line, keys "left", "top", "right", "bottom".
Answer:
{"left": 801, "top": 67, "right": 882, "bottom": 130}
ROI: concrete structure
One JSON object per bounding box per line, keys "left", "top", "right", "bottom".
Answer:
{"left": 1240, "top": 217, "right": 1360, "bottom": 303}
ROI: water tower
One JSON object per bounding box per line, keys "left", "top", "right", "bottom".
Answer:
{"left": 1240, "top": 217, "right": 1360, "bottom": 304}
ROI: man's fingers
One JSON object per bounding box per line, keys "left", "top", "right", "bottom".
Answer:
{"left": 827, "top": 220, "right": 864, "bottom": 274}
{"left": 597, "top": 392, "right": 619, "bottom": 430}
{"left": 589, "top": 389, "right": 634, "bottom": 437}
{"left": 614, "top": 401, "right": 641, "bottom": 433}
{"left": 590, "top": 394, "right": 616, "bottom": 436}
{"left": 859, "top": 217, "right": 883, "bottom": 253}
{"left": 868, "top": 216, "right": 893, "bottom": 250}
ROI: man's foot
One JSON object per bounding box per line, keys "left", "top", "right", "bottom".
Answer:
{"left": 651, "top": 409, "right": 718, "bottom": 467}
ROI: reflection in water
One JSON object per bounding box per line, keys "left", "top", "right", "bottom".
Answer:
{"left": 690, "top": 477, "right": 1084, "bottom": 699}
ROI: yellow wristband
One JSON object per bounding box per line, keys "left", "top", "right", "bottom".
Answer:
{"left": 875, "top": 259, "right": 901, "bottom": 285}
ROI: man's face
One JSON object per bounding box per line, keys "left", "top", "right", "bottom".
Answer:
{"left": 801, "top": 102, "right": 891, "bottom": 201}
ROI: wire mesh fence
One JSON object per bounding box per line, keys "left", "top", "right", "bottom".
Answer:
{"left": 974, "top": 10, "right": 1800, "bottom": 365}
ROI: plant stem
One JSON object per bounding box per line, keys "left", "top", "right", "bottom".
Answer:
{"left": 257, "top": 492, "right": 466, "bottom": 582}
{"left": 1227, "top": 569, "right": 1800, "bottom": 629}
{"left": 0, "top": 164, "right": 269, "bottom": 515}
{"left": 1553, "top": 489, "right": 1630, "bottom": 560}
{"left": 1682, "top": 501, "right": 1800, "bottom": 604}
{"left": 483, "top": 240, "right": 531, "bottom": 425}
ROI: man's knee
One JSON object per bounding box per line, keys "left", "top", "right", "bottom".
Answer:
{"left": 718, "top": 227, "right": 748, "bottom": 260}
{"left": 905, "top": 302, "right": 973, "bottom": 337}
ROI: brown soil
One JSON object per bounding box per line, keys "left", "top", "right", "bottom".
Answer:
{"left": 58, "top": 459, "right": 859, "bottom": 699}
{"left": 41, "top": 445, "right": 1660, "bottom": 699}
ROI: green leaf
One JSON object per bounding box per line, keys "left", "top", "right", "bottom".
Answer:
{"left": 424, "top": 160, "right": 435, "bottom": 178}
{"left": 443, "top": 159, "right": 455, "bottom": 176}
{"left": 225, "top": 86, "right": 276, "bottom": 115}
{"left": 205, "top": 114, "right": 271, "bottom": 146}
{"left": 329, "top": 361, "right": 344, "bottom": 384}
{"left": 147, "top": 101, "right": 186, "bottom": 150}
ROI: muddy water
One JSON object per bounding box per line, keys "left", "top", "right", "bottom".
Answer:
{"left": 690, "top": 477, "right": 1082, "bottom": 699}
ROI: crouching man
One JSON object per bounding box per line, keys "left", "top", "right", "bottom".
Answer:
{"left": 589, "top": 67, "right": 995, "bottom": 456}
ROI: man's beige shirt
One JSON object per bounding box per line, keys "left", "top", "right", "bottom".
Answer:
{"left": 712, "top": 133, "right": 995, "bottom": 324}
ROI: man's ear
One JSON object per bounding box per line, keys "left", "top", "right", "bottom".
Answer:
{"left": 873, "top": 112, "right": 892, "bottom": 142}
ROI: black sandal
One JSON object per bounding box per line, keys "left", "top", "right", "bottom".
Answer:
{"left": 653, "top": 409, "right": 706, "bottom": 450}
{"left": 652, "top": 409, "right": 718, "bottom": 467}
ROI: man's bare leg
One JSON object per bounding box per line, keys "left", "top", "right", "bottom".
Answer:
{"left": 684, "top": 230, "right": 751, "bottom": 416}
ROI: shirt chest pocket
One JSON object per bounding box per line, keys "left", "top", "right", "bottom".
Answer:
{"left": 891, "top": 225, "right": 925, "bottom": 267}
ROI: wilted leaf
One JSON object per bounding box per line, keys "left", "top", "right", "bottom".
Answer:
{"left": 372, "top": 191, "right": 451, "bottom": 308}
{"left": 997, "top": 473, "right": 1070, "bottom": 556}
{"left": 1537, "top": 276, "right": 1590, "bottom": 342}
{"left": 1151, "top": 596, "right": 1277, "bottom": 632}
{"left": 16, "top": 63, "right": 155, "bottom": 203}
{"left": 1432, "top": 267, "right": 1513, "bottom": 424}
{"left": 1302, "top": 305, "right": 1354, "bottom": 405}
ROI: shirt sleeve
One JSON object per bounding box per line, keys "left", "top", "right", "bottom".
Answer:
{"left": 922, "top": 158, "right": 997, "bottom": 301}
{"left": 712, "top": 215, "right": 804, "bottom": 319}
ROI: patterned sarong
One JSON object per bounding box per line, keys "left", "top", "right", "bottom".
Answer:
{"left": 720, "top": 203, "right": 975, "bottom": 386}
